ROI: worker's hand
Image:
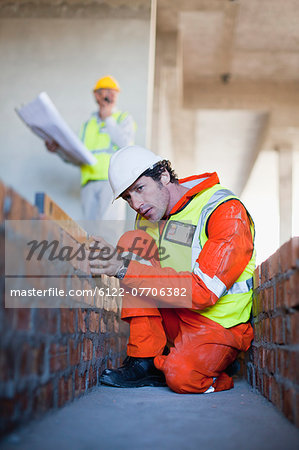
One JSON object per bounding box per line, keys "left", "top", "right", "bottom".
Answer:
{"left": 88, "top": 236, "right": 123, "bottom": 277}
{"left": 99, "top": 102, "right": 114, "bottom": 120}
{"left": 45, "top": 140, "right": 59, "bottom": 153}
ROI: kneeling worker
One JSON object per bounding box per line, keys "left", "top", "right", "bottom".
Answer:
{"left": 89, "top": 145, "right": 255, "bottom": 394}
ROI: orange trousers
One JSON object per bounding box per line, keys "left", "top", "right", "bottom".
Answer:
{"left": 122, "top": 306, "right": 253, "bottom": 394}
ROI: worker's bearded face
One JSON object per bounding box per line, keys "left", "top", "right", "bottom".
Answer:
{"left": 122, "top": 175, "right": 170, "bottom": 222}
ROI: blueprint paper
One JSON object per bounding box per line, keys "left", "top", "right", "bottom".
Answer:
{"left": 16, "top": 92, "right": 96, "bottom": 166}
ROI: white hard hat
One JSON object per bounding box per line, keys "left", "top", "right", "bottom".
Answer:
{"left": 109, "top": 145, "right": 162, "bottom": 200}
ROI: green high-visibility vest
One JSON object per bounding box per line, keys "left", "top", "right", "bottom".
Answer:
{"left": 135, "top": 183, "right": 255, "bottom": 328}
{"left": 80, "top": 111, "right": 130, "bottom": 186}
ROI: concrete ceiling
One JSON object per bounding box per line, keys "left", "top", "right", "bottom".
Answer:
{"left": 154, "top": 0, "right": 299, "bottom": 194}
{"left": 0, "top": 0, "right": 150, "bottom": 18}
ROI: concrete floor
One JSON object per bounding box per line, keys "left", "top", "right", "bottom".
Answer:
{"left": 1, "top": 380, "right": 299, "bottom": 450}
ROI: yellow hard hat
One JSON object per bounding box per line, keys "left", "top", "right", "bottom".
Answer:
{"left": 93, "top": 75, "right": 120, "bottom": 92}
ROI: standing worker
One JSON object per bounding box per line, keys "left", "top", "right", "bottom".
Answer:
{"left": 89, "top": 145, "right": 255, "bottom": 394}
{"left": 46, "top": 75, "right": 136, "bottom": 229}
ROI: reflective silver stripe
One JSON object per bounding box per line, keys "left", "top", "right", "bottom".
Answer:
{"left": 191, "top": 188, "right": 235, "bottom": 269}
{"left": 194, "top": 261, "right": 253, "bottom": 297}
{"left": 193, "top": 262, "right": 227, "bottom": 298}
{"left": 90, "top": 148, "right": 116, "bottom": 155}
{"left": 191, "top": 223, "right": 202, "bottom": 269}
{"left": 80, "top": 121, "right": 88, "bottom": 142}
{"left": 196, "top": 188, "right": 234, "bottom": 242}
{"left": 227, "top": 277, "right": 253, "bottom": 295}
{"left": 119, "top": 251, "right": 153, "bottom": 266}
{"left": 182, "top": 177, "right": 209, "bottom": 189}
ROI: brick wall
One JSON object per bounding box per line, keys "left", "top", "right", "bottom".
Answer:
{"left": 0, "top": 181, "right": 129, "bottom": 435}
{"left": 246, "top": 237, "right": 299, "bottom": 427}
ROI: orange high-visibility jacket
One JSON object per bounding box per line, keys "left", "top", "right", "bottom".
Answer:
{"left": 122, "top": 172, "right": 254, "bottom": 317}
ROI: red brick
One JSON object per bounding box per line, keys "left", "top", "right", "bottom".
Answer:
{"left": 266, "top": 286, "right": 274, "bottom": 312}
{"left": 16, "top": 309, "right": 31, "bottom": 330}
{"left": 280, "top": 238, "right": 299, "bottom": 273}
{"left": 77, "top": 255, "right": 90, "bottom": 276}
{"left": 121, "top": 335, "right": 128, "bottom": 350}
{"left": 20, "top": 343, "right": 45, "bottom": 376}
{"left": 82, "top": 338, "right": 93, "bottom": 361}
{"left": 49, "top": 344, "right": 68, "bottom": 372}
{"left": 286, "top": 312, "right": 299, "bottom": 345}
{"left": 5, "top": 188, "right": 25, "bottom": 220}
{"left": 60, "top": 309, "right": 75, "bottom": 334}
{"left": 265, "top": 348, "right": 275, "bottom": 374}
{"left": 107, "top": 357, "right": 113, "bottom": 369}
{"left": 39, "top": 217, "right": 62, "bottom": 244}
{"left": 258, "top": 290, "right": 265, "bottom": 315}
{"left": 35, "top": 309, "right": 57, "bottom": 334}
{"left": 61, "top": 232, "right": 80, "bottom": 271}
{"left": 16, "top": 391, "right": 30, "bottom": 414}
{"left": 253, "top": 265, "right": 261, "bottom": 289}
{"left": 100, "top": 317, "right": 107, "bottom": 333}
{"left": 261, "top": 317, "right": 271, "bottom": 342}
{"left": 33, "top": 382, "right": 54, "bottom": 413}
{"left": 88, "top": 366, "right": 97, "bottom": 388}
{"left": 252, "top": 293, "right": 259, "bottom": 318}
{"left": 251, "top": 344, "right": 259, "bottom": 365}
{"left": 282, "top": 386, "right": 295, "bottom": 423}
{"left": 247, "top": 364, "right": 254, "bottom": 386}
{"left": 69, "top": 276, "right": 83, "bottom": 303}
{"left": 58, "top": 375, "right": 73, "bottom": 407}
{"left": 89, "top": 311, "right": 99, "bottom": 333}
{"left": 253, "top": 320, "right": 260, "bottom": 342}
{"left": 258, "top": 346, "right": 266, "bottom": 369}
{"left": 78, "top": 309, "right": 87, "bottom": 332}
{"left": 275, "top": 280, "right": 285, "bottom": 308}
{"left": 295, "top": 391, "right": 299, "bottom": 428}
{"left": 268, "top": 250, "right": 280, "bottom": 280}
{"left": 114, "top": 316, "right": 120, "bottom": 333}
{"left": 95, "top": 340, "right": 104, "bottom": 359}
{"left": 276, "top": 349, "right": 298, "bottom": 383}
{"left": 285, "top": 272, "right": 299, "bottom": 308}
{"left": 0, "top": 349, "right": 9, "bottom": 382}
{"left": 69, "top": 340, "right": 81, "bottom": 366}
{"left": 5, "top": 187, "right": 38, "bottom": 220}
{"left": 289, "top": 351, "right": 299, "bottom": 384}
{"left": 270, "top": 378, "right": 282, "bottom": 411}
{"left": 74, "top": 369, "right": 86, "bottom": 397}
{"left": 109, "top": 336, "right": 117, "bottom": 353}
{"left": 276, "top": 348, "right": 287, "bottom": 377}
{"left": 263, "top": 373, "right": 270, "bottom": 399}
{"left": 260, "top": 260, "right": 269, "bottom": 285}
{"left": 83, "top": 280, "right": 94, "bottom": 306}
{"left": 264, "top": 288, "right": 271, "bottom": 313}
{"left": 271, "top": 315, "right": 285, "bottom": 344}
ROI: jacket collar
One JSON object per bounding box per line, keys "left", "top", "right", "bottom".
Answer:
{"left": 169, "top": 172, "right": 220, "bottom": 215}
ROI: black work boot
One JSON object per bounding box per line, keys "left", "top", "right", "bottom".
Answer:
{"left": 100, "top": 356, "right": 167, "bottom": 388}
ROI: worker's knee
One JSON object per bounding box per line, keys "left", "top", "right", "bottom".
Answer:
{"left": 161, "top": 353, "right": 212, "bottom": 394}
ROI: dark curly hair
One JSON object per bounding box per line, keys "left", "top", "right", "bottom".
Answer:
{"left": 141, "top": 160, "right": 179, "bottom": 184}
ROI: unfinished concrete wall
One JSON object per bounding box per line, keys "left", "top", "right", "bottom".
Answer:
{"left": 0, "top": 4, "right": 151, "bottom": 220}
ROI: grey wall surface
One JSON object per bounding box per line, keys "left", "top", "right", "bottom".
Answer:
{"left": 0, "top": 17, "right": 150, "bottom": 219}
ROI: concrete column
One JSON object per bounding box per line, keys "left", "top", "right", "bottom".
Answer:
{"left": 277, "top": 144, "right": 293, "bottom": 245}
{"left": 146, "top": 0, "right": 157, "bottom": 148}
